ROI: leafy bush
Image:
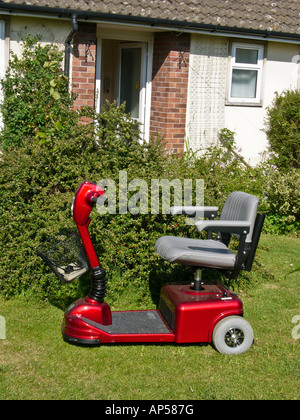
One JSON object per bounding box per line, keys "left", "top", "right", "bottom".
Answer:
{"left": 0, "top": 38, "right": 160, "bottom": 302}
{"left": 263, "top": 168, "right": 300, "bottom": 234}
{"left": 253, "top": 150, "right": 300, "bottom": 234}
{"left": 265, "top": 89, "right": 300, "bottom": 170}
{"left": 0, "top": 35, "right": 75, "bottom": 149}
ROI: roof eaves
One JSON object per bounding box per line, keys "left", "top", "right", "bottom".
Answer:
{"left": 0, "top": 2, "right": 299, "bottom": 43}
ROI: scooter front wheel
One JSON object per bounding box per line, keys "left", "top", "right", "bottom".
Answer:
{"left": 212, "top": 316, "right": 254, "bottom": 355}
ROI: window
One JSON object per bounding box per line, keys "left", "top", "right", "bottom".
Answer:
{"left": 227, "top": 43, "right": 264, "bottom": 105}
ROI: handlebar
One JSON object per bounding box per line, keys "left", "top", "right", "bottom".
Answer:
{"left": 71, "top": 181, "right": 105, "bottom": 269}
{"left": 72, "top": 181, "right": 105, "bottom": 226}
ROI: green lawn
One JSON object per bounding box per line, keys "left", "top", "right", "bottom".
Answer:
{"left": 0, "top": 234, "right": 299, "bottom": 400}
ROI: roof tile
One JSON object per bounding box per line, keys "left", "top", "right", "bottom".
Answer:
{"left": 0, "top": 0, "right": 299, "bottom": 35}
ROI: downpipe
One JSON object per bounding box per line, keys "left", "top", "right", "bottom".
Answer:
{"left": 64, "top": 13, "right": 78, "bottom": 78}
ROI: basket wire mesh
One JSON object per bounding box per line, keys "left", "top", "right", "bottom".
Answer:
{"left": 37, "top": 230, "right": 89, "bottom": 283}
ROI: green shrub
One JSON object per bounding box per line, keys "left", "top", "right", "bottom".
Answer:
{"left": 0, "top": 38, "right": 153, "bottom": 301}
{"left": 253, "top": 150, "right": 300, "bottom": 234}
{"left": 265, "top": 89, "right": 300, "bottom": 170}
{"left": 263, "top": 168, "right": 300, "bottom": 234}
{"left": 0, "top": 35, "right": 75, "bottom": 149}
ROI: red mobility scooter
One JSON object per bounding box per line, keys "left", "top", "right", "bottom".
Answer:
{"left": 37, "top": 181, "right": 264, "bottom": 355}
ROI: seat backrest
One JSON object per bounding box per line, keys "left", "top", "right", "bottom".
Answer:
{"left": 243, "top": 213, "right": 265, "bottom": 271}
{"left": 220, "top": 191, "right": 259, "bottom": 243}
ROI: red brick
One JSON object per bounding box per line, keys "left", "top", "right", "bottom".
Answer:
{"left": 73, "top": 77, "right": 87, "bottom": 84}
{"left": 150, "top": 32, "right": 190, "bottom": 152}
{"left": 71, "top": 24, "right": 97, "bottom": 110}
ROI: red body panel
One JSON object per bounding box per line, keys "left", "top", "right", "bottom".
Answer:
{"left": 160, "top": 284, "right": 243, "bottom": 343}
{"left": 65, "top": 297, "right": 112, "bottom": 325}
{"left": 63, "top": 319, "right": 175, "bottom": 344}
{"left": 62, "top": 283, "right": 243, "bottom": 345}
{"left": 62, "top": 306, "right": 175, "bottom": 343}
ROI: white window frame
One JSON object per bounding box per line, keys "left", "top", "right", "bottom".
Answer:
{"left": 227, "top": 42, "right": 264, "bottom": 106}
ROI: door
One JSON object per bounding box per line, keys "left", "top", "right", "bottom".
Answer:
{"left": 97, "top": 37, "right": 151, "bottom": 139}
{"left": 118, "top": 43, "right": 146, "bottom": 124}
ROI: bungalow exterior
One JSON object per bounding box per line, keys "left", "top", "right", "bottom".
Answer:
{"left": 0, "top": 0, "right": 299, "bottom": 165}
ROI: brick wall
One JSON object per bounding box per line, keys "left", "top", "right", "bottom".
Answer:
{"left": 71, "top": 23, "right": 97, "bottom": 110}
{"left": 150, "top": 33, "right": 190, "bottom": 154}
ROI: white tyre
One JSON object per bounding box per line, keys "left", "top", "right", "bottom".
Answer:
{"left": 212, "top": 316, "right": 254, "bottom": 355}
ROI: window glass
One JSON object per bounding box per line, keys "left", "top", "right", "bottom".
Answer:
{"left": 120, "top": 47, "right": 141, "bottom": 119}
{"left": 235, "top": 48, "right": 258, "bottom": 65}
{"left": 231, "top": 69, "right": 258, "bottom": 98}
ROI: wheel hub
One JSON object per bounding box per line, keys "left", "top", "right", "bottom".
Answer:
{"left": 224, "top": 328, "right": 245, "bottom": 348}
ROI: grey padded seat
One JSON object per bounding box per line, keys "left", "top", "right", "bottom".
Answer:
{"left": 155, "top": 191, "right": 259, "bottom": 271}
{"left": 155, "top": 236, "right": 236, "bottom": 269}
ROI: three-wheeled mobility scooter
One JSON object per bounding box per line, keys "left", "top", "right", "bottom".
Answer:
{"left": 37, "top": 181, "right": 264, "bottom": 354}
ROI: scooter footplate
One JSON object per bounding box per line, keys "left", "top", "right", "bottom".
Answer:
{"left": 82, "top": 310, "right": 170, "bottom": 335}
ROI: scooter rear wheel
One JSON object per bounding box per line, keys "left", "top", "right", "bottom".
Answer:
{"left": 212, "top": 316, "right": 254, "bottom": 355}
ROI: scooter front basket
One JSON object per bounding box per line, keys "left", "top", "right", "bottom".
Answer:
{"left": 36, "top": 230, "right": 89, "bottom": 283}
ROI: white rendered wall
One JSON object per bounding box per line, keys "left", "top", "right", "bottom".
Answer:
{"left": 8, "top": 16, "right": 70, "bottom": 57}
{"left": 225, "top": 42, "right": 300, "bottom": 165}
{"left": 187, "top": 34, "right": 300, "bottom": 166}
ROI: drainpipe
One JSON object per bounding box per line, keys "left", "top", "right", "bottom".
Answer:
{"left": 64, "top": 13, "right": 78, "bottom": 78}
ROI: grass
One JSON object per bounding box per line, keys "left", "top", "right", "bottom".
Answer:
{"left": 0, "top": 234, "right": 299, "bottom": 400}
